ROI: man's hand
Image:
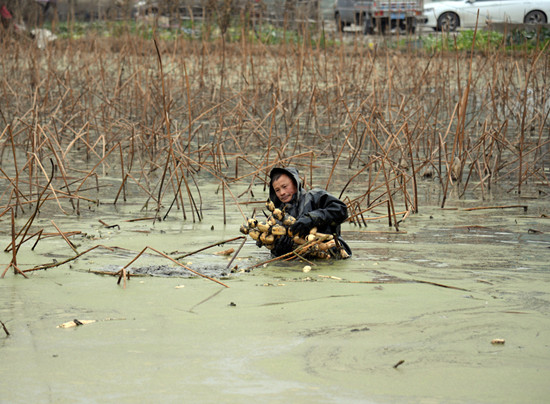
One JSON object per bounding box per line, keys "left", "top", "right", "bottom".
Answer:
{"left": 272, "top": 235, "right": 294, "bottom": 256}
{"left": 290, "top": 216, "right": 314, "bottom": 238}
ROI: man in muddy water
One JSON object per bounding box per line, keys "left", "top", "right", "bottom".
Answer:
{"left": 268, "top": 167, "right": 352, "bottom": 258}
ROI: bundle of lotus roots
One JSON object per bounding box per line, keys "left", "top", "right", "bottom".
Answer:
{"left": 239, "top": 199, "right": 349, "bottom": 259}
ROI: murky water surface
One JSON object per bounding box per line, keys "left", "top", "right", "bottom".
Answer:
{"left": 1, "top": 180, "right": 549, "bottom": 403}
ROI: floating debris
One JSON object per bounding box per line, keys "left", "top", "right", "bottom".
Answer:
{"left": 97, "top": 263, "right": 235, "bottom": 279}
{"left": 57, "top": 318, "right": 126, "bottom": 328}
{"left": 393, "top": 360, "right": 405, "bottom": 369}
{"left": 1, "top": 320, "right": 10, "bottom": 336}
{"left": 57, "top": 319, "right": 96, "bottom": 328}
{"left": 318, "top": 275, "right": 342, "bottom": 280}
{"left": 215, "top": 248, "right": 235, "bottom": 256}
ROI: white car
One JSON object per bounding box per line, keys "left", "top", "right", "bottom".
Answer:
{"left": 422, "top": 0, "right": 550, "bottom": 31}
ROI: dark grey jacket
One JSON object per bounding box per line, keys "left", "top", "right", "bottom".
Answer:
{"left": 269, "top": 167, "right": 352, "bottom": 256}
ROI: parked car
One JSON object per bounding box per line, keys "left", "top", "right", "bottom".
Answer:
{"left": 422, "top": 0, "right": 550, "bottom": 31}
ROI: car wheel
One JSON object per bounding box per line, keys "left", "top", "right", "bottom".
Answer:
{"left": 335, "top": 13, "right": 344, "bottom": 32}
{"left": 437, "top": 12, "right": 459, "bottom": 32}
{"left": 524, "top": 10, "right": 547, "bottom": 24}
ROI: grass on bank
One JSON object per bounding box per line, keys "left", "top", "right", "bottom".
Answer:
{"left": 37, "top": 18, "right": 550, "bottom": 52}
{"left": 421, "top": 26, "right": 550, "bottom": 52}
{"left": 43, "top": 17, "right": 327, "bottom": 46}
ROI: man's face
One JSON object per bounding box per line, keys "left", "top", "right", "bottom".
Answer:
{"left": 272, "top": 174, "right": 297, "bottom": 204}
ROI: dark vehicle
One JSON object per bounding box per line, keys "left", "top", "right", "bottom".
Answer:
{"left": 334, "top": 0, "right": 422, "bottom": 34}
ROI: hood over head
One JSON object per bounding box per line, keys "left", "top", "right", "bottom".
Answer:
{"left": 269, "top": 167, "right": 303, "bottom": 207}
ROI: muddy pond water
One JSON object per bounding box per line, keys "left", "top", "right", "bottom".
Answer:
{"left": 1, "top": 180, "right": 549, "bottom": 403}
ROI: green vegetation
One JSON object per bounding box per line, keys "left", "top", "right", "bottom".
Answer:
{"left": 506, "top": 25, "right": 550, "bottom": 49}
{"left": 421, "top": 27, "right": 550, "bottom": 52}
{"left": 44, "top": 18, "right": 328, "bottom": 46}
{"left": 38, "top": 18, "right": 550, "bottom": 53}
{"left": 50, "top": 20, "right": 197, "bottom": 40}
